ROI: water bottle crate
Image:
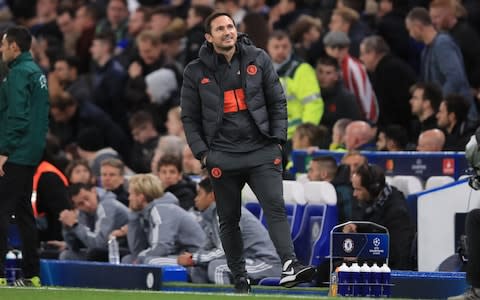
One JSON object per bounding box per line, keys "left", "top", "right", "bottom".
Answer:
{"left": 335, "top": 282, "right": 394, "bottom": 286}
{"left": 329, "top": 222, "right": 392, "bottom": 298}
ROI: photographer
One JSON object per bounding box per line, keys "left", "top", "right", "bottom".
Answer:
{"left": 450, "top": 132, "right": 480, "bottom": 300}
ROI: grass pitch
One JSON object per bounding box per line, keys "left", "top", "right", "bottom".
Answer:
{"left": 0, "top": 286, "right": 333, "bottom": 300}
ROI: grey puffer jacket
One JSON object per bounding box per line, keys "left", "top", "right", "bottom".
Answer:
{"left": 181, "top": 34, "right": 287, "bottom": 160}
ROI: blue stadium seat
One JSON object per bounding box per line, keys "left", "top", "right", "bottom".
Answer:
{"left": 293, "top": 204, "right": 338, "bottom": 266}
{"left": 298, "top": 181, "right": 338, "bottom": 265}
{"left": 244, "top": 202, "right": 262, "bottom": 220}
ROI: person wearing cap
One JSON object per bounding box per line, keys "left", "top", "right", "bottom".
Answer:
{"left": 323, "top": 31, "right": 378, "bottom": 124}
{"left": 267, "top": 30, "right": 324, "bottom": 141}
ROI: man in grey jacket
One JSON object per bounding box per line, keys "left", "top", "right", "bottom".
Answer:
{"left": 177, "top": 178, "right": 281, "bottom": 285}
{"left": 59, "top": 183, "right": 129, "bottom": 261}
{"left": 406, "top": 7, "right": 478, "bottom": 125}
{"left": 123, "top": 174, "right": 205, "bottom": 264}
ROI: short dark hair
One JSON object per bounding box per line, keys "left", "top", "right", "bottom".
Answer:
{"left": 190, "top": 5, "right": 214, "bottom": 22}
{"left": 316, "top": 55, "right": 340, "bottom": 70}
{"left": 406, "top": 7, "right": 433, "bottom": 26}
{"left": 443, "top": 94, "right": 470, "bottom": 124}
{"left": 311, "top": 156, "right": 338, "bottom": 179}
{"left": 65, "top": 159, "right": 92, "bottom": 182}
{"left": 198, "top": 177, "right": 213, "bottom": 193}
{"left": 384, "top": 125, "right": 408, "bottom": 150}
{"left": 69, "top": 182, "right": 95, "bottom": 198}
{"left": 410, "top": 82, "right": 443, "bottom": 111}
{"left": 94, "top": 31, "right": 116, "bottom": 52}
{"left": 340, "top": 0, "right": 366, "bottom": 13}
{"left": 268, "top": 30, "right": 291, "bottom": 42}
{"left": 109, "top": 0, "right": 127, "bottom": 7}
{"left": 81, "top": 4, "right": 99, "bottom": 22}
{"left": 54, "top": 56, "right": 81, "bottom": 71}
{"left": 354, "top": 164, "right": 386, "bottom": 196}
{"left": 129, "top": 110, "right": 155, "bottom": 130}
{"left": 148, "top": 5, "right": 175, "bottom": 20}
{"left": 204, "top": 11, "right": 235, "bottom": 34}
{"left": 157, "top": 154, "right": 183, "bottom": 173}
{"left": 49, "top": 92, "right": 77, "bottom": 111}
{"left": 57, "top": 7, "right": 75, "bottom": 19}
{"left": 3, "top": 26, "right": 32, "bottom": 52}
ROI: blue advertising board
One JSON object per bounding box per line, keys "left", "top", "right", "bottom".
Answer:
{"left": 291, "top": 150, "right": 469, "bottom": 180}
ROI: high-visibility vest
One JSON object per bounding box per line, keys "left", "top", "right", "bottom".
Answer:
{"left": 31, "top": 161, "right": 69, "bottom": 217}
{"left": 278, "top": 60, "right": 324, "bottom": 139}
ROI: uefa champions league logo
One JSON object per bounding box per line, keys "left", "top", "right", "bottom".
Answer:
{"left": 343, "top": 238, "right": 354, "bottom": 253}
{"left": 373, "top": 237, "right": 381, "bottom": 247}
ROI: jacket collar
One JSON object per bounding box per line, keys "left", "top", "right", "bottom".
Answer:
{"left": 9, "top": 52, "right": 33, "bottom": 68}
{"left": 198, "top": 33, "right": 259, "bottom": 71}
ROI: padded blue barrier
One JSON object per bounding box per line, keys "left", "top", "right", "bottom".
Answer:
{"left": 40, "top": 259, "right": 187, "bottom": 290}
{"left": 293, "top": 204, "right": 338, "bottom": 266}
{"left": 260, "top": 270, "right": 467, "bottom": 298}
{"left": 391, "top": 271, "right": 467, "bottom": 299}
{"left": 291, "top": 150, "right": 468, "bottom": 180}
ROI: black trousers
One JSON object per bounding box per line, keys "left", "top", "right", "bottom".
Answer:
{"left": 466, "top": 209, "right": 480, "bottom": 287}
{"left": 207, "top": 144, "right": 296, "bottom": 280}
{"left": 0, "top": 162, "right": 39, "bottom": 278}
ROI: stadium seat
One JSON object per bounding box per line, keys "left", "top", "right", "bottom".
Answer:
{"left": 391, "top": 175, "right": 424, "bottom": 196}
{"left": 293, "top": 182, "right": 338, "bottom": 266}
{"left": 296, "top": 173, "right": 309, "bottom": 184}
{"left": 242, "top": 184, "right": 261, "bottom": 219}
{"left": 261, "top": 181, "right": 306, "bottom": 237}
{"left": 303, "top": 181, "right": 337, "bottom": 206}
{"left": 425, "top": 176, "right": 454, "bottom": 190}
{"left": 283, "top": 180, "right": 306, "bottom": 205}
{"left": 385, "top": 176, "right": 394, "bottom": 185}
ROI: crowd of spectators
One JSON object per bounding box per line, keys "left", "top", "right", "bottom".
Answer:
{"left": 6, "top": 0, "right": 480, "bottom": 286}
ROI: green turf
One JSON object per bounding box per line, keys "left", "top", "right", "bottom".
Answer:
{"left": 0, "top": 287, "right": 334, "bottom": 300}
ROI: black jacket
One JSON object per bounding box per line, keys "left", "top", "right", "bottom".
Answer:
{"left": 181, "top": 35, "right": 287, "bottom": 160}
{"left": 443, "top": 121, "right": 475, "bottom": 151}
{"left": 320, "top": 81, "right": 363, "bottom": 129}
{"left": 166, "top": 178, "right": 197, "bottom": 211}
{"left": 357, "top": 185, "right": 415, "bottom": 270}
{"left": 450, "top": 19, "right": 480, "bottom": 88}
{"left": 370, "top": 54, "right": 416, "bottom": 131}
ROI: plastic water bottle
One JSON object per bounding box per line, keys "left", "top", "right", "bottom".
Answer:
{"left": 5, "top": 251, "right": 16, "bottom": 285}
{"left": 350, "top": 262, "right": 361, "bottom": 296}
{"left": 370, "top": 263, "right": 382, "bottom": 297}
{"left": 360, "top": 263, "right": 371, "bottom": 297}
{"left": 380, "top": 263, "right": 391, "bottom": 298}
{"left": 337, "top": 263, "right": 350, "bottom": 296}
{"left": 329, "top": 267, "right": 338, "bottom": 297}
{"left": 108, "top": 237, "right": 120, "bottom": 264}
{"left": 13, "top": 250, "right": 22, "bottom": 279}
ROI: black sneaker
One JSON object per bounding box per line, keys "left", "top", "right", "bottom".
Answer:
{"left": 13, "top": 276, "right": 41, "bottom": 287}
{"left": 279, "top": 259, "right": 316, "bottom": 288}
{"left": 234, "top": 276, "right": 251, "bottom": 294}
